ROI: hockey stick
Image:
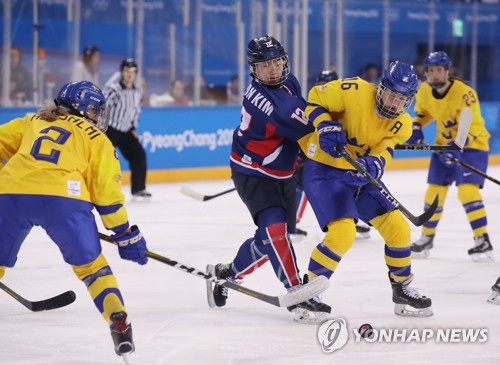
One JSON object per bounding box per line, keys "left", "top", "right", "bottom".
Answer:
{"left": 0, "top": 281, "right": 76, "bottom": 312}
{"left": 180, "top": 186, "right": 236, "bottom": 202}
{"left": 394, "top": 144, "right": 461, "bottom": 151}
{"left": 99, "top": 233, "right": 328, "bottom": 307}
{"left": 395, "top": 107, "right": 472, "bottom": 151}
{"left": 450, "top": 158, "right": 500, "bottom": 186}
{"left": 342, "top": 151, "right": 438, "bottom": 226}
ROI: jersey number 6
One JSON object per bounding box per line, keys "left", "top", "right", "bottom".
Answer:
{"left": 30, "top": 126, "right": 71, "bottom": 164}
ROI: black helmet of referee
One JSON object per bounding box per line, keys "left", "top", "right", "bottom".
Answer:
{"left": 120, "top": 58, "right": 138, "bottom": 72}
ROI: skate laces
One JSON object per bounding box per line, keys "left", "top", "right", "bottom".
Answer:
{"left": 415, "top": 234, "right": 432, "bottom": 246}
{"left": 309, "top": 295, "right": 324, "bottom": 305}
{"left": 474, "top": 235, "right": 485, "bottom": 247}
{"left": 402, "top": 285, "right": 423, "bottom": 300}
{"left": 219, "top": 277, "right": 241, "bottom": 297}
{"left": 220, "top": 286, "right": 228, "bottom": 297}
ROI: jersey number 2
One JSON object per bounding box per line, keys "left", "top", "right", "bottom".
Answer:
{"left": 30, "top": 126, "right": 71, "bottom": 164}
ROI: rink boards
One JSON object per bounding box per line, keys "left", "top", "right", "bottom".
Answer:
{"left": 1, "top": 104, "right": 499, "bottom": 183}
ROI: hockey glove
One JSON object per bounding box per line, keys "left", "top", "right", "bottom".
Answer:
{"left": 317, "top": 121, "right": 347, "bottom": 158}
{"left": 406, "top": 123, "right": 424, "bottom": 144}
{"left": 112, "top": 225, "right": 148, "bottom": 265}
{"left": 438, "top": 150, "right": 460, "bottom": 168}
{"left": 345, "top": 156, "right": 384, "bottom": 186}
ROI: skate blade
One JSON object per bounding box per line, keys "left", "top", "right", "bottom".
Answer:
{"left": 470, "top": 251, "right": 494, "bottom": 263}
{"left": 355, "top": 232, "right": 370, "bottom": 240}
{"left": 206, "top": 264, "right": 216, "bottom": 308}
{"left": 487, "top": 292, "right": 500, "bottom": 305}
{"left": 394, "top": 303, "right": 433, "bottom": 317}
{"left": 289, "top": 233, "right": 307, "bottom": 243}
{"left": 291, "top": 308, "right": 332, "bottom": 324}
{"left": 130, "top": 196, "right": 152, "bottom": 203}
{"left": 121, "top": 353, "right": 132, "bottom": 365}
{"left": 411, "top": 250, "right": 431, "bottom": 259}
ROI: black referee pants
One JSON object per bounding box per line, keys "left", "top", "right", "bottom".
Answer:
{"left": 106, "top": 127, "right": 147, "bottom": 194}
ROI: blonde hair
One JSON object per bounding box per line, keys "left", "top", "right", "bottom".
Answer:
{"left": 36, "top": 105, "right": 70, "bottom": 122}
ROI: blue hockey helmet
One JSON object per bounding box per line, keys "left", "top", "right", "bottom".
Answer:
{"left": 375, "top": 61, "right": 419, "bottom": 119}
{"left": 54, "top": 81, "right": 109, "bottom": 131}
{"left": 424, "top": 51, "right": 452, "bottom": 70}
{"left": 247, "top": 35, "right": 290, "bottom": 88}
{"left": 315, "top": 70, "right": 339, "bottom": 85}
{"left": 424, "top": 51, "right": 452, "bottom": 89}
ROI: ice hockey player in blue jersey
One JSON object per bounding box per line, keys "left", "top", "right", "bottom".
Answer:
{"left": 207, "top": 35, "right": 330, "bottom": 323}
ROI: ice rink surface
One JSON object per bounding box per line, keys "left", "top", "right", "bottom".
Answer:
{"left": 1, "top": 167, "right": 499, "bottom": 365}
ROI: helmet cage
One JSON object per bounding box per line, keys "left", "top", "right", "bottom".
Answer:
{"left": 375, "top": 84, "right": 414, "bottom": 119}
{"left": 250, "top": 54, "right": 290, "bottom": 87}
{"left": 84, "top": 102, "right": 110, "bottom": 132}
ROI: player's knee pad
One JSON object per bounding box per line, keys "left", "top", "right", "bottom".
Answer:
{"left": 457, "top": 183, "right": 482, "bottom": 205}
{"left": 256, "top": 207, "right": 288, "bottom": 242}
{"left": 72, "top": 253, "right": 110, "bottom": 281}
{"left": 72, "top": 254, "right": 125, "bottom": 320}
{"left": 256, "top": 207, "right": 300, "bottom": 287}
{"left": 0, "top": 266, "right": 5, "bottom": 280}
{"left": 371, "top": 210, "right": 410, "bottom": 248}
{"left": 426, "top": 184, "right": 449, "bottom": 206}
{"left": 323, "top": 218, "right": 356, "bottom": 255}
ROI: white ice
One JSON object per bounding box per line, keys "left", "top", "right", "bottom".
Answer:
{"left": 1, "top": 167, "right": 499, "bottom": 365}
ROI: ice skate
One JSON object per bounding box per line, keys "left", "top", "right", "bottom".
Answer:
{"left": 206, "top": 263, "right": 233, "bottom": 308}
{"left": 411, "top": 234, "right": 434, "bottom": 259}
{"left": 109, "top": 312, "right": 134, "bottom": 357}
{"left": 487, "top": 277, "right": 500, "bottom": 305}
{"left": 290, "top": 227, "right": 308, "bottom": 243}
{"left": 355, "top": 223, "right": 370, "bottom": 240}
{"left": 294, "top": 227, "right": 308, "bottom": 236}
{"left": 389, "top": 273, "right": 433, "bottom": 317}
{"left": 287, "top": 274, "right": 332, "bottom": 324}
{"left": 468, "top": 234, "right": 494, "bottom": 263}
{"left": 131, "top": 190, "right": 152, "bottom": 202}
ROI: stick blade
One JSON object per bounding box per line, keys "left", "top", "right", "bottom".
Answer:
{"left": 30, "top": 290, "right": 77, "bottom": 312}
{"left": 410, "top": 194, "right": 439, "bottom": 227}
{"left": 278, "top": 275, "right": 329, "bottom": 307}
{"left": 180, "top": 186, "right": 206, "bottom": 201}
{"left": 455, "top": 107, "right": 472, "bottom": 149}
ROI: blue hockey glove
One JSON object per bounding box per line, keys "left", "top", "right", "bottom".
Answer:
{"left": 345, "top": 156, "right": 384, "bottom": 186}
{"left": 317, "top": 121, "right": 347, "bottom": 158}
{"left": 112, "top": 225, "right": 148, "bottom": 265}
{"left": 406, "top": 123, "right": 424, "bottom": 144}
{"left": 439, "top": 150, "right": 460, "bottom": 168}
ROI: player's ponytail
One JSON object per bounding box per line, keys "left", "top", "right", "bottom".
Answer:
{"left": 36, "top": 105, "right": 70, "bottom": 122}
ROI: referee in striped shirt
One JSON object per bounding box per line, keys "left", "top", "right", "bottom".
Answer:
{"left": 103, "top": 58, "right": 151, "bottom": 198}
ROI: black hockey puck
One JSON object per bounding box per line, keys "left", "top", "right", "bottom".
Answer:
{"left": 358, "top": 323, "right": 374, "bottom": 339}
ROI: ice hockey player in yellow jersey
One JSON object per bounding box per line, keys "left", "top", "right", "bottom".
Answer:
{"left": 0, "top": 81, "right": 148, "bottom": 358}
{"left": 299, "top": 61, "right": 433, "bottom": 317}
{"left": 408, "top": 51, "right": 493, "bottom": 262}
